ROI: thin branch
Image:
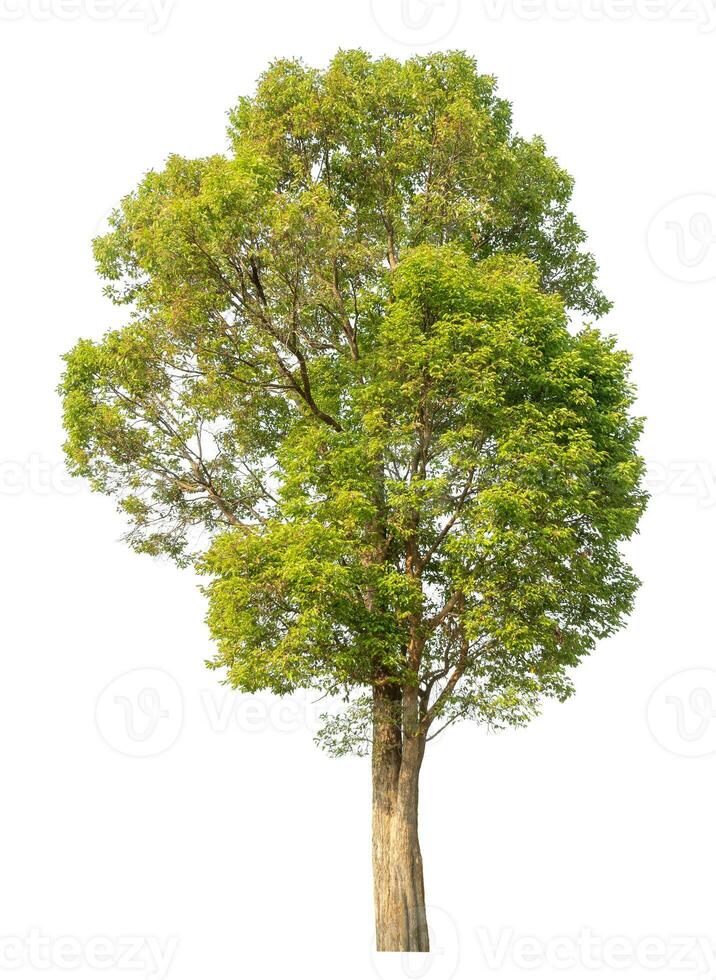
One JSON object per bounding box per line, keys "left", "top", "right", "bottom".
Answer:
{"left": 420, "top": 632, "right": 469, "bottom": 734}
{"left": 417, "top": 467, "right": 476, "bottom": 572}
{"left": 426, "top": 591, "right": 463, "bottom": 633}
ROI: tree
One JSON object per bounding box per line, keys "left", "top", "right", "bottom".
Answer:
{"left": 60, "top": 50, "right": 647, "bottom": 952}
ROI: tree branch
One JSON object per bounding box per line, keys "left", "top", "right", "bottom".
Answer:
{"left": 417, "top": 467, "right": 476, "bottom": 572}
{"left": 420, "top": 632, "right": 469, "bottom": 734}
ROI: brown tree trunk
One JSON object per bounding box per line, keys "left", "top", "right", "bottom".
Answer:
{"left": 371, "top": 685, "right": 429, "bottom": 952}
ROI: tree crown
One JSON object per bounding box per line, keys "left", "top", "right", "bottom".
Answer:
{"left": 61, "top": 50, "right": 646, "bottom": 751}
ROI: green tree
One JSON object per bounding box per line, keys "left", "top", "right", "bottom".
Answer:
{"left": 61, "top": 50, "right": 646, "bottom": 952}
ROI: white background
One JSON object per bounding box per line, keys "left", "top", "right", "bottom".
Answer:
{"left": 1, "top": 1, "right": 715, "bottom": 978}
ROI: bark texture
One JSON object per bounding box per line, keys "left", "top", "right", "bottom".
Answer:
{"left": 372, "top": 684, "right": 429, "bottom": 952}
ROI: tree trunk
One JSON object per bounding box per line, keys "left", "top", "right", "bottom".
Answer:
{"left": 372, "top": 685, "right": 429, "bottom": 952}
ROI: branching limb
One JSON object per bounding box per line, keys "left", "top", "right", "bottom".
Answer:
{"left": 418, "top": 467, "right": 476, "bottom": 572}
{"left": 420, "top": 632, "right": 469, "bottom": 735}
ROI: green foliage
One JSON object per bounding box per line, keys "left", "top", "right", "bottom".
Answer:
{"left": 60, "top": 51, "right": 646, "bottom": 749}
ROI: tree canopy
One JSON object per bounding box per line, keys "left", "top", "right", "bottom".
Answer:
{"left": 61, "top": 50, "right": 646, "bottom": 751}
